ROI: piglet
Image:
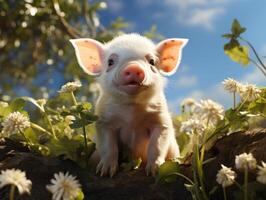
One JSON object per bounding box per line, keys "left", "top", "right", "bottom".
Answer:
{"left": 70, "top": 34, "right": 188, "bottom": 176}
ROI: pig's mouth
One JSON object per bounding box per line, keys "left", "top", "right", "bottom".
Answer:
{"left": 113, "top": 80, "right": 147, "bottom": 95}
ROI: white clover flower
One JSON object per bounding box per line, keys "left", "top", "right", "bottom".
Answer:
{"left": 216, "top": 165, "right": 237, "bottom": 188}
{"left": 257, "top": 161, "right": 266, "bottom": 184}
{"left": 193, "top": 99, "right": 224, "bottom": 125}
{"left": 46, "top": 172, "right": 81, "bottom": 200}
{"left": 36, "top": 99, "right": 47, "bottom": 107}
{"left": 180, "top": 118, "right": 206, "bottom": 135}
{"left": 2, "top": 112, "right": 31, "bottom": 136}
{"left": 239, "top": 84, "right": 261, "bottom": 102}
{"left": 58, "top": 81, "right": 82, "bottom": 93}
{"left": 0, "top": 101, "right": 8, "bottom": 107}
{"left": 181, "top": 98, "right": 196, "bottom": 108}
{"left": 235, "top": 153, "right": 257, "bottom": 170}
{"left": 0, "top": 168, "right": 32, "bottom": 194}
{"left": 222, "top": 78, "right": 240, "bottom": 93}
{"left": 65, "top": 115, "right": 75, "bottom": 125}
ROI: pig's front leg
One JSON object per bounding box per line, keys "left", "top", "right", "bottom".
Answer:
{"left": 146, "top": 122, "right": 177, "bottom": 176}
{"left": 95, "top": 121, "right": 118, "bottom": 177}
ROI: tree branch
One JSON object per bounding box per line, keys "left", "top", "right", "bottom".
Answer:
{"left": 51, "top": 0, "right": 82, "bottom": 39}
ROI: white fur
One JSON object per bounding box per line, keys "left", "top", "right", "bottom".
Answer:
{"left": 71, "top": 33, "right": 187, "bottom": 177}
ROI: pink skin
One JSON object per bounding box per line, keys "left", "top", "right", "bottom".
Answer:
{"left": 70, "top": 34, "right": 188, "bottom": 177}
{"left": 118, "top": 64, "right": 145, "bottom": 95}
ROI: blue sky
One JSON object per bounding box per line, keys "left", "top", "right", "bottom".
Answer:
{"left": 101, "top": 0, "right": 266, "bottom": 112}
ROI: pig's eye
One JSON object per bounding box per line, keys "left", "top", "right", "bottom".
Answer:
{"left": 106, "top": 53, "right": 118, "bottom": 72}
{"left": 108, "top": 59, "right": 114, "bottom": 66}
{"left": 149, "top": 59, "right": 155, "bottom": 66}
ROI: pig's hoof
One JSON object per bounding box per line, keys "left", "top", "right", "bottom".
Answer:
{"left": 96, "top": 159, "right": 118, "bottom": 177}
{"left": 145, "top": 162, "right": 159, "bottom": 176}
{"left": 145, "top": 159, "right": 164, "bottom": 176}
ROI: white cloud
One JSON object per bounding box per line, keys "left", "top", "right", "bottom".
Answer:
{"left": 168, "top": 82, "right": 232, "bottom": 113}
{"left": 169, "top": 67, "right": 266, "bottom": 113}
{"left": 106, "top": 0, "right": 123, "bottom": 13}
{"left": 182, "top": 8, "right": 224, "bottom": 30}
{"left": 164, "top": 0, "right": 229, "bottom": 30}
{"left": 174, "top": 75, "right": 198, "bottom": 88}
{"left": 240, "top": 68, "right": 266, "bottom": 86}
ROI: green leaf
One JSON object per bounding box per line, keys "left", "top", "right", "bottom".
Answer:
{"left": 75, "top": 190, "right": 84, "bottom": 200}
{"left": 231, "top": 19, "right": 246, "bottom": 37}
{"left": 70, "top": 118, "right": 85, "bottom": 129}
{"left": 224, "top": 46, "right": 250, "bottom": 65}
{"left": 46, "top": 136, "right": 82, "bottom": 161}
{"left": 0, "top": 106, "right": 12, "bottom": 117}
{"left": 121, "top": 158, "right": 142, "bottom": 172}
{"left": 21, "top": 96, "right": 45, "bottom": 112}
{"left": 224, "top": 39, "right": 240, "bottom": 50}
{"left": 81, "top": 102, "right": 92, "bottom": 111}
{"left": 80, "top": 111, "right": 98, "bottom": 122}
{"left": 156, "top": 161, "right": 180, "bottom": 183}
{"left": 10, "top": 98, "right": 26, "bottom": 111}
{"left": 209, "top": 186, "right": 218, "bottom": 196}
{"left": 24, "top": 128, "right": 38, "bottom": 143}
{"left": 222, "top": 33, "right": 234, "bottom": 39}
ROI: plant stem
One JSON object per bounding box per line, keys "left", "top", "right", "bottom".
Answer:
{"left": 70, "top": 92, "right": 78, "bottom": 105}
{"left": 233, "top": 92, "right": 236, "bottom": 109}
{"left": 31, "top": 122, "right": 53, "bottom": 137}
{"left": 223, "top": 187, "right": 227, "bottom": 200}
{"left": 70, "top": 91, "right": 89, "bottom": 167}
{"left": 9, "top": 185, "right": 15, "bottom": 200}
{"left": 195, "top": 135, "right": 209, "bottom": 200}
{"left": 239, "top": 37, "right": 266, "bottom": 73}
{"left": 244, "top": 168, "right": 248, "bottom": 200}
{"left": 44, "top": 113, "right": 57, "bottom": 139}
{"left": 82, "top": 124, "right": 89, "bottom": 167}
{"left": 236, "top": 98, "right": 247, "bottom": 112}
{"left": 171, "top": 172, "right": 194, "bottom": 184}
{"left": 18, "top": 129, "right": 32, "bottom": 147}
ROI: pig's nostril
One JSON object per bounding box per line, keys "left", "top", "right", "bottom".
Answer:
{"left": 126, "top": 72, "right": 130, "bottom": 76}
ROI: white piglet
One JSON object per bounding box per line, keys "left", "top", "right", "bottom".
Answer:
{"left": 70, "top": 34, "right": 188, "bottom": 177}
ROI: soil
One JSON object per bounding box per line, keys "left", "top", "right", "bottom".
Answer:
{"left": 0, "top": 129, "right": 266, "bottom": 200}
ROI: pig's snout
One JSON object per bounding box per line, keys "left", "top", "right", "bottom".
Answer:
{"left": 121, "top": 65, "right": 145, "bottom": 85}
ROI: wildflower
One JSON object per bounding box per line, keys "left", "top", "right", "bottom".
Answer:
{"left": 181, "top": 98, "right": 196, "bottom": 108}
{"left": 65, "top": 115, "right": 75, "bottom": 125}
{"left": 0, "top": 168, "right": 32, "bottom": 194}
{"left": 58, "top": 81, "right": 82, "bottom": 93}
{"left": 235, "top": 153, "right": 257, "bottom": 170}
{"left": 216, "top": 165, "right": 237, "bottom": 188}
{"left": 0, "top": 101, "right": 8, "bottom": 107}
{"left": 257, "top": 161, "right": 266, "bottom": 184}
{"left": 193, "top": 99, "right": 224, "bottom": 124}
{"left": 239, "top": 84, "right": 261, "bottom": 102}
{"left": 2, "top": 112, "right": 30, "bottom": 136}
{"left": 180, "top": 118, "right": 206, "bottom": 134}
{"left": 46, "top": 172, "right": 81, "bottom": 200}
{"left": 222, "top": 78, "right": 240, "bottom": 93}
{"left": 36, "top": 99, "right": 47, "bottom": 107}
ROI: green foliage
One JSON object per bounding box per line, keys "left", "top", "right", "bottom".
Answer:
{"left": 0, "top": 84, "right": 97, "bottom": 167}
{"left": 224, "top": 46, "right": 249, "bottom": 66}
{"left": 156, "top": 161, "right": 180, "bottom": 183}
{"left": 223, "top": 19, "right": 266, "bottom": 76}
{"left": 223, "top": 19, "right": 250, "bottom": 66}
{"left": 158, "top": 87, "right": 266, "bottom": 199}
{"left": 0, "top": 0, "right": 163, "bottom": 100}
{"left": 121, "top": 158, "right": 142, "bottom": 172}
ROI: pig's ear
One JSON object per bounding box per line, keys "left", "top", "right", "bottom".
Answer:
{"left": 156, "top": 38, "right": 188, "bottom": 76}
{"left": 70, "top": 38, "right": 104, "bottom": 76}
